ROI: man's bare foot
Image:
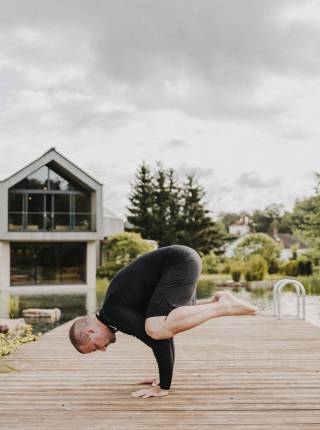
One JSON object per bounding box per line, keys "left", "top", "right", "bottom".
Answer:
{"left": 212, "top": 290, "right": 258, "bottom": 316}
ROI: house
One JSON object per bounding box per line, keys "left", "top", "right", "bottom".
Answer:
{"left": 268, "top": 228, "right": 309, "bottom": 260}
{"left": 228, "top": 216, "right": 251, "bottom": 237}
{"left": 0, "top": 148, "right": 104, "bottom": 294}
{"left": 103, "top": 207, "right": 125, "bottom": 237}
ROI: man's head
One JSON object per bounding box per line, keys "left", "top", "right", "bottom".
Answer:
{"left": 69, "top": 316, "right": 116, "bottom": 354}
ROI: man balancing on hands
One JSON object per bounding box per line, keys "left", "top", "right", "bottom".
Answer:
{"left": 69, "top": 245, "right": 257, "bottom": 398}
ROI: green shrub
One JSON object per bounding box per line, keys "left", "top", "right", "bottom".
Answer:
{"left": 297, "top": 257, "right": 313, "bottom": 276}
{"left": 235, "top": 233, "right": 281, "bottom": 265}
{"left": 268, "top": 259, "right": 280, "bottom": 274}
{"left": 201, "top": 252, "right": 219, "bottom": 274}
{"left": 244, "top": 255, "right": 268, "bottom": 281}
{"left": 280, "top": 260, "right": 298, "bottom": 276}
{"left": 97, "top": 232, "right": 154, "bottom": 279}
{"left": 280, "top": 255, "right": 313, "bottom": 277}
{"left": 231, "top": 270, "right": 241, "bottom": 282}
{"left": 229, "top": 260, "right": 244, "bottom": 282}
{"left": 244, "top": 270, "right": 252, "bottom": 282}
{"left": 297, "top": 275, "right": 320, "bottom": 295}
{"left": 96, "top": 261, "right": 124, "bottom": 280}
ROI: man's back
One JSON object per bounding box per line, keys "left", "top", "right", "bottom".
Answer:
{"left": 102, "top": 245, "right": 192, "bottom": 315}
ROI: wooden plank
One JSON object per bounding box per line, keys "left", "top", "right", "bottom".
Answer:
{"left": 1, "top": 315, "right": 320, "bottom": 429}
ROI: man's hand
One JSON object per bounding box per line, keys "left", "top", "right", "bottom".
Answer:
{"left": 131, "top": 386, "right": 169, "bottom": 398}
{"left": 136, "top": 377, "right": 159, "bottom": 386}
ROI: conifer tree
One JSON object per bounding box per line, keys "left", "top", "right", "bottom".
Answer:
{"left": 165, "top": 168, "right": 182, "bottom": 245}
{"left": 178, "top": 175, "right": 225, "bottom": 253}
{"left": 152, "top": 163, "right": 169, "bottom": 245}
{"left": 127, "top": 164, "right": 226, "bottom": 253}
{"left": 126, "top": 162, "right": 155, "bottom": 239}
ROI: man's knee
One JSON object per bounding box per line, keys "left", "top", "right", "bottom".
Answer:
{"left": 145, "top": 317, "right": 171, "bottom": 340}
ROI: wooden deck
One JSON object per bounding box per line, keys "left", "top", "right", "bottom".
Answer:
{"left": 1, "top": 314, "right": 320, "bottom": 430}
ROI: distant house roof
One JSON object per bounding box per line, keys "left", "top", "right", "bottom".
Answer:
{"left": 269, "top": 233, "right": 309, "bottom": 250}
{"left": 230, "top": 216, "right": 251, "bottom": 227}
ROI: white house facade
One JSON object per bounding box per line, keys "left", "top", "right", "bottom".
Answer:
{"left": 103, "top": 207, "right": 125, "bottom": 237}
{"left": 0, "top": 148, "right": 104, "bottom": 295}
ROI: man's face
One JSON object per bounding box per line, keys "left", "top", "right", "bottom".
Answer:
{"left": 79, "top": 325, "right": 116, "bottom": 354}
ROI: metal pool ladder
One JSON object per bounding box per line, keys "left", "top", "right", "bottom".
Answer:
{"left": 273, "top": 278, "right": 306, "bottom": 320}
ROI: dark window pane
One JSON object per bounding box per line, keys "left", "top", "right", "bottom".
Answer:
{"left": 54, "top": 194, "right": 70, "bottom": 212}
{"left": 8, "top": 193, "right": 24, "bottom": 230}
{"left": 8, "top": 213, "right": 23, "bottom": 230}
{"left": 27, "top": 194, "right": 44, "bottom": 230}
{"left": 74, "top": 214, "right": 91, "bottom": 230}
{"left": 54, "top": 214, "right": 70, "bottom": 231}
{"left": 36, "top": 245, "right": 60, "bottom": 284}
{"left": 48, "top": 169, "right": 73, "bottom": 191}
{"left": 75, "top": 193, "right": 90, "bottom": 213}
{"left": 12, "top": 166, "right": 49, "bottom": 190}
{"left": 9, "top": 193, "right": 23, "bottom": 212}
{"left": 10, "top": 244, "right": 35, "bottom": 285}
{"left": 26, "top": 214, "right": 43, "bottom": 230}
{"left": 28, "top": 194, "right": 44, "bottom": 212}
{"left": 61, "top": 244, "right": 86, "bottom": 283}
{"left": 10, "top": 243, "right": 86, "bottom": 285}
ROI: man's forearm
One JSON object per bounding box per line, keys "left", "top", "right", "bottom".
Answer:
{"left": 152, "top": 339, "right": 174, "bottom": 390}
{"left": 196, "top": 298, "right": 212, "bottom": 305}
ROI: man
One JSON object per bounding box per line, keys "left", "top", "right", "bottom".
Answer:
{"left": 69, "top": 245, "right": 257, "bottom": 398}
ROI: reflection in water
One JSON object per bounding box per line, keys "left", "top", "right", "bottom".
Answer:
{"left": 0, "top": 288, "right": 97, "bottom": 334}
{"left": 0, "top": 278, "right": 319, "bottom": 333}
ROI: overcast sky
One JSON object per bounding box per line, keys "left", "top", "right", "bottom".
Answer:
{"left": 1, "top": 0, "right": 320, "bottom": 218}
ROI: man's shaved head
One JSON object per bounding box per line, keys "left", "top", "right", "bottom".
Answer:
{"left": 69, "top": 317, "right": 92, "bottom": 353}
{"left": 69, "top": 316, "right": 116, "bottom": 354}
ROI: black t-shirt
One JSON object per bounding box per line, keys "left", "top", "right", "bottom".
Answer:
{"left": 96, "top": 245, "right": 196, "bottom": 390}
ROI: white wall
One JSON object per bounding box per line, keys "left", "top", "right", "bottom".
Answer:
{"left": 103, "top": 216, "right": 124, "bottom": 237}
{"left": 229, "top": 224, "right": 250, "bottom": 237}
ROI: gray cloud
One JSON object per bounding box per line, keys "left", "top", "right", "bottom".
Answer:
{"left": 176, "top": 164, "right": 214, "bottom": 180}
{"left": 162, "top": 139, "right": 188, "bottom": 150}
{"left": 237, "top": 171, "right": 282, "bottom": 189}
{"left": 0, "top": 0, "right": 319, "bottom": 125}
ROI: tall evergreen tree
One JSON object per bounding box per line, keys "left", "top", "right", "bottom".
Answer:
{"left": 292, "top": 173, "right": 320, "bottom": 244}
{"left": 152, "top": 163, "right": 170, "bottom": 245}
{"left": 150, "top": 165, "right": 183, "bottom": 246}
{"left": 165, "top": 168, "right": 182, "bottom": 245}
{"left": 127, "top": 164, "right": 227, "bottom": 253}
{"left": 178, "top": 175, "right": 225, "bottom": 253}
{"left": 126, "top": 162, "right": 155, "bottom": 239}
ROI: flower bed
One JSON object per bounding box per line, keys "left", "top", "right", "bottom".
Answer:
{"left": 0, "top": 325, "right": 37, "bottom": 357}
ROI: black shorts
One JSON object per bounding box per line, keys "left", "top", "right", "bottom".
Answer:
{"left": 146, "top": 246, "right": 202, "bottom": 318}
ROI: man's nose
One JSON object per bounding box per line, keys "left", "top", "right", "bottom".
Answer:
{"left": 99, "top": 345, "right": 106, "bottom": 351}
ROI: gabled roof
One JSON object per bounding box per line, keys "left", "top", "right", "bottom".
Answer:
{"left": 269, "top": 233, "right": 309, "bottom": 250}
{"left": 0, "top": 147, "right": 103, "bottom": 190}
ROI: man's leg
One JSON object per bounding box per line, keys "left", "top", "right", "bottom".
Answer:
{"left": 145, "top": 291, "right": 257, "bottom": 340}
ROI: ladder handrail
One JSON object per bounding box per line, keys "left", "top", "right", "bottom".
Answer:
{"left": 273, "top": 279, "right": 289, "bottom": 316}
{"left": 273, "top": 278, "right": 306, "bottom": 320}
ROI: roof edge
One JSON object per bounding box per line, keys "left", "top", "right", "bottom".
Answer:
{"left": 0, "top": 147, "right": 103, "bottom": 186}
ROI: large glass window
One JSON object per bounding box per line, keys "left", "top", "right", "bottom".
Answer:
{"left": 27, "top": 194, "right": 45, "bottom": 230}
{"left": 8, "top": 193, "right": 24, "bottom": 230}
{"left": 11, "top": 166, "right": 49, "bottom": 190}
{"left": 10, "top": 242, "right": 86, "bottom": 285}
{"left": 8, "top": 163, "right": 93, "bottom": 232}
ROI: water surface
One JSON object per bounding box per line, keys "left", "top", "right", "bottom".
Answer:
{"left": 1, "top": 278, "right": 319, "bottom": 333}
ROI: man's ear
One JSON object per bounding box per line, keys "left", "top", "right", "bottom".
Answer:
{"left": 83, "top": 327, "right": 94, "bottom": 335}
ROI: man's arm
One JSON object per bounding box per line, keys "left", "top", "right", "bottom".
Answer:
{"left": 98, "top": 304, "right": 174, "bottom": 392}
